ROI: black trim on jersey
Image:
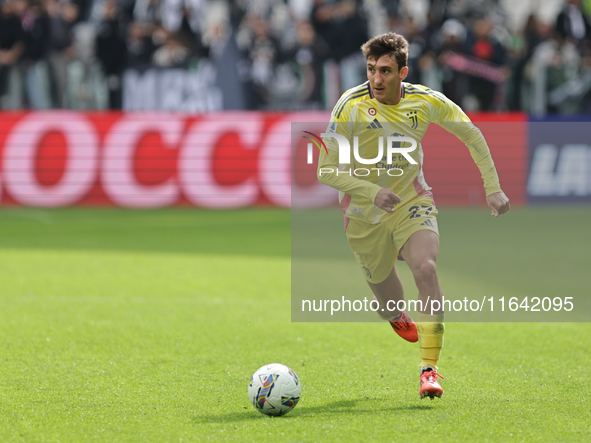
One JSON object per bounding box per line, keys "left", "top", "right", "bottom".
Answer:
{"left": 336, "top": 91, "right": 370, "bottom": 118}
{"left": 333, "top": 82, "right": 369, "bottom": 111}
{"left": 335, "top": 82, "right": 371, "bottom": 118}
{"left": 404, "top": 85, "right": 445, "bottom": 103}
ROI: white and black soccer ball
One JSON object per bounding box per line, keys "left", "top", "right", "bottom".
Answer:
{"left": 248, "top": 363, "right": 301, "bottom": 416}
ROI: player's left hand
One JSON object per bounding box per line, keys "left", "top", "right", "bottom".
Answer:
{"left": 486, "top": 191, "right": 510, "bottom": 217}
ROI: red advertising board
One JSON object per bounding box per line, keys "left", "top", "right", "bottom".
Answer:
{"left": 422, "top": 113, "right": 527, "bottom": 206}
{"left": 0, "top": 111, "right": 526, "bottom": 207}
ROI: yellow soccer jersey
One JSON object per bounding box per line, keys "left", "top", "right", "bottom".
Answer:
{"left": 318, "top": 82, "right": 502, "bottom": 224}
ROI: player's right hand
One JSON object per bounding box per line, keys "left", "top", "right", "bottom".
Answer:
{"left": 486, "top": 191, "right": 510, "bottom": 217}
{"left": 374, "top": 188, "right": 401, "bottom": 213}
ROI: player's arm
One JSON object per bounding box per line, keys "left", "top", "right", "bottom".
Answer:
{"left": 317, "top": 141, "right": 391, "bottom": 206}
{"left": 433, "top": 96, "right": 510, "bottom": 217}
{"left": 318, "top": 148, "right": 400, "bottom": 213}
{"left": 317, "top": 102, "right": 400, "bottom": 213}
{"left": 317, "top": 99, "right": 390, "bottom": 209}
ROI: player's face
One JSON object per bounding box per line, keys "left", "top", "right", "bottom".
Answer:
{"left": 367, "top": 55, "right": 408, "bottom": 105}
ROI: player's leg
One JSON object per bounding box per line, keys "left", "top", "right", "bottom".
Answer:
{"left": 399, "top": 230, "right": 443, "bottom": 315}
{"left": 399, "top": 230, "right": 445, "bottom": 398}
{"left": 367, "top": 265, "right": 404, "bottom": 318}
{"left": 367, "top": 265, "right": 418, "bottom": 342}
{"left": 346, "top": 217, "right": 418, "bottom": 342}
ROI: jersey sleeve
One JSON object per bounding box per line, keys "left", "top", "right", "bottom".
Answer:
{"left": 431, "top": 94, "right": 502, "bottom": 196}
{"left": 317, "top": 101, "right": 382, "bottom": 203}
{"left": 317, "top": 143, "right": 382, "bottom": 203}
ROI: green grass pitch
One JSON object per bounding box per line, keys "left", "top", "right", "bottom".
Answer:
{"left": 0, "top": 206, "right": 589, "bottom": 442}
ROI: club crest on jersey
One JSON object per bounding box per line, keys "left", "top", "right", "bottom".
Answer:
{"left": 407, "top": 110, "right": 418, "bottom": 129}
{"left": 368, "top": 108, "right": 376, "bottom": 116}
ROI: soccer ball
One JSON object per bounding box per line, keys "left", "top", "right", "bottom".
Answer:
{"left": 248, "top": 363, "right": 301, "bottom": 416}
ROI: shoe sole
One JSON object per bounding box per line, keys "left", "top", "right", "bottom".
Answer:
{"left": 420, "top": 392, "right": 443, "bottom": 400}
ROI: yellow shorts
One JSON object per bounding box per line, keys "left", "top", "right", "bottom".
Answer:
{"left": 345, "top": 196, "right": 439, "bottom": 284}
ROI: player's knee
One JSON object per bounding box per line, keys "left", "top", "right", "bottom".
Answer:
{"left": 413, "top": 259, "right": 437, "bottom": 284}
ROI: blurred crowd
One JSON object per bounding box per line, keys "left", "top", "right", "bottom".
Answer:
{"left": 1, "top": 0, "right": 591, "bottom": 113}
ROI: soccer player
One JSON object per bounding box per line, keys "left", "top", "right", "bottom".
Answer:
{"left": 317, "top": 33, "right": 510, "bottom": 399}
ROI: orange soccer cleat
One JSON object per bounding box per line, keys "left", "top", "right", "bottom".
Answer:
{"left": 389, "top": 311, "right": 418, "bottom": 342}
{"left": 419, "top": 367, "right": 444, "bottom": 399}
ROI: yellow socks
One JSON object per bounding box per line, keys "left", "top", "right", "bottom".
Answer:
{"left": 416, "top": 313, "right": 445, "bottom": 369}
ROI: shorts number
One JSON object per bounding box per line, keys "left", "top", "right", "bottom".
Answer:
{"left": 408, "top": 205, "right": 433, "bottom": 219}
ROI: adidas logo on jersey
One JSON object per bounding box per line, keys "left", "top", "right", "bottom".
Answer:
{"left": 366, "top": 118, "right": 383, "bottom": 129}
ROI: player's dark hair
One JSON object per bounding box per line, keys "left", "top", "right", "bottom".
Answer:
{"left": 361, "top": 33, "right": 408, "bottom": 71}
